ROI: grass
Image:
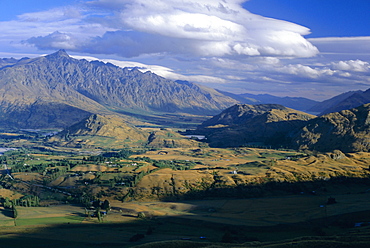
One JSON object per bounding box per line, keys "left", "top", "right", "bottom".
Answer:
{"left": 15, "top": 216, "right": 84, "bottom": 226}
{"left": 1, "top": 190, "right": 370, "bottom": 247}
{"left": 2, "top": 144, "right": 370, "bottom": 247}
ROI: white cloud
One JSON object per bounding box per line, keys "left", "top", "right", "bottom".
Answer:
{"left": 1, "top": 1, "right": 370, "bottom": 101}
{"left": 71, "top": 55, "right": 226, "bottom": 84}
{"left": 309, "top": 37, "right": 370, "bottom": 54}
{"left": 18, "top": 6, "right": 81, "bottom": 22}
{"left": 331, "top": 60, "right": 370, "bottom": 72}
{"left": 27, "top": 31, "right": 79, "bottom": 50}
{"left": 279, "top": 64, "right": 336, "bottom": 79}
{"left": 21, "top": 0, "right": 318, "bottom": 58}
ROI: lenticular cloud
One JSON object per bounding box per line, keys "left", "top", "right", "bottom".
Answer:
{"left": 28, "top": 0, "right": 319, "bottom": 58}
{"left": 112, "top": 0, "right": 319, "bottom": 57}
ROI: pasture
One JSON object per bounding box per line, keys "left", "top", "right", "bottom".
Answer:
{"left": 1, "top": 187, "right": 370, "bottom": 247}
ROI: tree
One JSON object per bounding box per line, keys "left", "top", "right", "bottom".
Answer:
{"left": 92, "top": 200, "right": 101, "bottom": 208}
{"left": 96, "top": 207, "right": 102, "bottom": 222}
{"left": 12, "top": 202, "right": 18, "bottom": 219}
{"left": 3, "top": 197, "right": 12, "bottom": 209}
{"left": 102, "top": 200, "right": 110, "bottom": 213}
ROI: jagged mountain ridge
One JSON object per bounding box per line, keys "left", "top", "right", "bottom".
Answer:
{"left": 0, "top": 50, "right": 238, "bottom": 128}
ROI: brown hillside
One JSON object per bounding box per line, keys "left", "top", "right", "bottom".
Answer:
{"left": 48, "top": 114, "right": 148, "bottom": 148}
{"left": 292, "top": 103, "right": 370, "bottom": 152}
{"left": 195, "top": 104, "right": 315, "bottom": 147}
{"left": 146, "top": 129, "right": 201, "bottom": 148}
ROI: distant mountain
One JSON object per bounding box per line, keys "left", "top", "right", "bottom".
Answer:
{"left": 308, "top": 90, "right": 364, "bottom": 115}
{"left": 238, "top": 93, "right": 318, "bottom": 112}
{"left": 193, "top": 104, "right": 315, "bottom": 147}
{"left": 0, "top": 50, "right": 238, "bottom": 128}
{"left": 317, "top": 89, "right": 370, "bottom": 115}
{"left": 215, "top": 90, "right": 260, "bottom": 105}
{"left": 216, "top": 90, "right": 318, "bottom": 112}
{"left": 292, "top": 104, "right": 370, "bottom": 153}
{"left": 0, "top": 57, "right": 20, "bottom": 68}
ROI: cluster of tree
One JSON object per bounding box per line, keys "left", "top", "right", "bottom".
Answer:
{"left": 42, "top": 167, "right": 68, "bottom": 184}
{"left": 76, "top": 192, "right": 96, "bottom": 208}
{"left": 10, "top": 163, "right": 48, "bottom": 173}
{"left": 1, "top": 195, "right": 40, "bottom": 208}
{"left": 130, "top": 170, "right": 156, "bottom": 187}
{"left": 0, "top": 198, "right": 18, "bottom": 218}
{"left": 153, "top": 160, "right": 196, "bottom": 170}
{"left": 133, "top": 157, "right": 197, "bottom": 171}
{"left": 6, "top": 158, "right": 79, "bottom": 173}
{"left": 85, "top": 149, "right": 141, "bottom": 162}
{"left": 88, "top": 199, "right": 111, "bottom": 222}
{"left": 0, "top": 155, "right": 7, "bottom": 163}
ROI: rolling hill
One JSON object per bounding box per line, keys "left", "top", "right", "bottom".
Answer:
{"left": 192, "top": 104, "right": 315, "bottom": 147}
{"left": 47, "top": 114, "right": 148, "bottom": 148}
{"left": 292, "top": 103, "right": 370, "bottom": 152}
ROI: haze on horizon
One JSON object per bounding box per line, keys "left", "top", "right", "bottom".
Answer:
{"left": 0, "top": 0, "right": 369, "bottom": 101}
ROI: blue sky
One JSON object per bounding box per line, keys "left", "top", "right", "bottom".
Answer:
{"left": 244, "top": 0, "right": 370, "bottom": 38}
{"left": 1, "top": 0, "right": 370, "bottom": 101}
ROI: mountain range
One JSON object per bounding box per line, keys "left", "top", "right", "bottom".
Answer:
{"left": 309, "top": 89, "right": 370, "bottom": 115}
{"left": 234, "top": 92, "right": 319, "bottom": 112}
{"left": 219, "top": 89, "right": 370, "bottom": 116}
{"left": 2, "top": 50, "right": 370, "bottom": 154}
{"left": 0, "top": 50, "right": 238, "bottom": 129}
{"left": 1, "top": 50, "right": 370, "bottom": 130}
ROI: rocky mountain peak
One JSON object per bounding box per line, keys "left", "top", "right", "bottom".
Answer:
{"left": 45, "top": 49, "right": 71, "bottom": 60}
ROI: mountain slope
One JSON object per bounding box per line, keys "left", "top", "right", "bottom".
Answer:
{"left": 292, "top": 103, "right": 370, "bottom": 152}
{"left": 0, "top": 50, "right": 238, "bottom": 128}
{"left": 308, "top": 89, "right": 370, "bottom": 115}
{"left": 308, "top": 90, "right": 362, "bottom": 114}
{"left": 194, "top": 104, "right": 315, "bottom": 147}
{"left": 319, "top": 89, "right": 370, "bottom": 115}
{"left": 48, "top": 114, "right": 148, "bottom": 148}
